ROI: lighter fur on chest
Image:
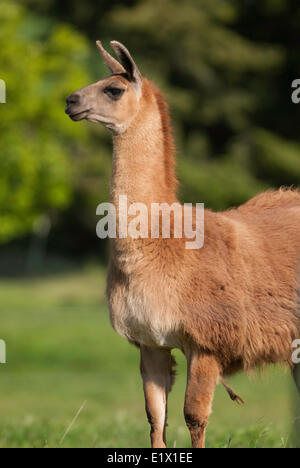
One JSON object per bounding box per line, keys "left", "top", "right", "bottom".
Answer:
{"left": 108, "top": 254, "right": 182, "bottom": 349}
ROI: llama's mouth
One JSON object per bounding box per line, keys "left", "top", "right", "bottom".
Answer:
{"left": 65, "top": 108, "right": 90, "bottom": 121}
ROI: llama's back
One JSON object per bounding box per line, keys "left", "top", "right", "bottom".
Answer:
{"left": 234, "top": 187, "right": 300, "bottom": 215}
{"left": 227, "top": 188, "right": 300, "bottom": 249}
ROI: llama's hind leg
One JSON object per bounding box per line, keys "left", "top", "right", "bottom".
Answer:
{"left": 140, "top": 345, "right": 176, "bottom": 448}
{"left": 184, "top": 351, "right": 220, "bottom": 448}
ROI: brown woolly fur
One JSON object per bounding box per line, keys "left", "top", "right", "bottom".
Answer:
{"left": 149, "top": 81, "right": 178, "bottom": 193}
{"left": 66, "top": 40, "right": 300, "bottom": 449}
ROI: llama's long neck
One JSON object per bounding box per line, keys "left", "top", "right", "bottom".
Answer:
{"left": 110, "top": 80, "right": 178, "bottom": 208}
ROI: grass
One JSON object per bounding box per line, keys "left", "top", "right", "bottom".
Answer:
{"left": 0, "top": 264, "right": 298, "bottom": 448}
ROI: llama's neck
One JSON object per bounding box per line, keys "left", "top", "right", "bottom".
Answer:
{"left": 110, "top": 80, "right": 178, "bottom": 208}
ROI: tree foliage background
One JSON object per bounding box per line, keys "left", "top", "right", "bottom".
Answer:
{"left": 1, "top": 0, "right": 300, "bottom": 265}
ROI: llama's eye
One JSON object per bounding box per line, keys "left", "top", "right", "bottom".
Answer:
{"left": 103, "top": 87, "right": 125, "bottom": 100}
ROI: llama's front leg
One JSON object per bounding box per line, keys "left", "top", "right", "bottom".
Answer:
{"left": 140, "top": 346, "right": 176, "bottom": 448}
{"left": 184, "top": 351, "right": 220, "bottom": 448}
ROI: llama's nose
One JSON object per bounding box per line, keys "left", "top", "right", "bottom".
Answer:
{"left": 66, "top": 92, "right": 81, "bottom": 106}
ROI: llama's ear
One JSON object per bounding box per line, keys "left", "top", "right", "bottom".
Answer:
{"left": 110, "top": 41, "right": 142, "bottom": 89}
{"left": 96, "top": 40, "right": 126, "bottom": 75}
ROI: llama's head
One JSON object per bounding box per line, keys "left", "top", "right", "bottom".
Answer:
{"left": 65, "top": 41, "right": 142, "bottom": 134}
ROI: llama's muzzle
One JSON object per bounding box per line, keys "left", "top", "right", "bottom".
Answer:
{"left": 65, "top": 92, "right": 89, "bottom": 121}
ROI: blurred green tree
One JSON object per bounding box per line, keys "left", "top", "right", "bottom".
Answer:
{"left": 0, "top": 0, "right": 113, "bottom": 249}
{"left": 0, "top": 1, "right": 87, "bottom": 241}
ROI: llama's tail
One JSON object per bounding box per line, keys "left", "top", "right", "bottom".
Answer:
{"left": 220, "top": 377, "right": 245, "bottom": 405}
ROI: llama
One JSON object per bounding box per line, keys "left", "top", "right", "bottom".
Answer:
{"left": 65, "top": 40, "right": 300, "bottom": 448}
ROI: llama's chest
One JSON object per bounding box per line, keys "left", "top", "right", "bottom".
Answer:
{"left": 107, "top": 269, "right": 181, "bottom": 348}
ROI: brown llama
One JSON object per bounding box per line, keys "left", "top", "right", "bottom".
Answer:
{"left": 65, "top": 40, "right": 300, "bottom": 448}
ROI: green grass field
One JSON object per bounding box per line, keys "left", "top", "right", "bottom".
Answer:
{"left": 0, "top": 265, "right": 298, "bottom": 448}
